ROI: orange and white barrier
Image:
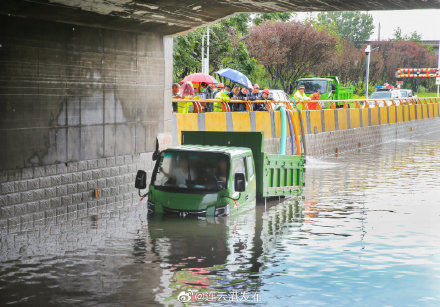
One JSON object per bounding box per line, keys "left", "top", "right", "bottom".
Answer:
{"left": 396, "top": 68, "right": 440, "bottom": 78}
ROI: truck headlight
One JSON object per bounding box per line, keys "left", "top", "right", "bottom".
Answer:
{"left": 215, "top": 204, "right": 230, "bottom": 217}
{"left": 147, "top": 201, "right": 155, "bottom": 214}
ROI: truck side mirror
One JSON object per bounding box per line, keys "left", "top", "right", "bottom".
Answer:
{"left": 234, "top": 173, "right": 246, "bottom": 192}
{"left": 152, "top": 139, "right": 159, "bottom": 161}
{"left": 135, "top": 170, "right": 147, "bottom": 189}
{"left": 331, "top": 84, "right": 336, "bottom": 91}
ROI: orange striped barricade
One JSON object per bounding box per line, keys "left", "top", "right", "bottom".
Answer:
{"left": 265, "top": 101, "right": 274, "bottom": 112}
{"left": 284, "top": 101, "right": 294, "bottom": 111}
{"left": 193, "top": 101, "right": 203, "bottom": 113}
{"left": 245, "top": 101, "right": 254, "bottom": 111}
{"left": 221, "top": 101, "right": 231, "bottom": 112}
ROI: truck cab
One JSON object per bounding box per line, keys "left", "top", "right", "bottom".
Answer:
{"left": 297, "top": 76, "right": 354, "bottom": 108}
{"left": 142, "top": 145, "right": 256, "bottom": 217}
{"left": 297, "top": 77, "right": 334, "bottom": 100}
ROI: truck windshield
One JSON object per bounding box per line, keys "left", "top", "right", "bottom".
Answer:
{"left": 298, "top": 80, "right": 328, "bottom": 95}
{"left": 370, "top": 91, "right": 391, "bottom": 99}
{"left": 153, "top": 151, "right": 229, "bottom": 193}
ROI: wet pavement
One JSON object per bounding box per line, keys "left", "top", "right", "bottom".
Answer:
{"left": 1, "top": 133, "right": 440, "bottom": 306}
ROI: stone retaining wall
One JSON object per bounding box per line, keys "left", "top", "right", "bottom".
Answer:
{"left": 305, "top": 117, "right": 440, "bottom": 156}
{"left": 0, "top": 153, "right": 154, "bottom": 230}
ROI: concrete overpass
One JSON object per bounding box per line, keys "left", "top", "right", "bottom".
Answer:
{"left": 1, "top": 1, "right": 439, "bottom": 226}
{"left": 3, "top": 1, "right": 439, "bottom": 35}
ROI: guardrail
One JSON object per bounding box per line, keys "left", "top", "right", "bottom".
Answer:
{"left": 172, "top": 97, "right": 440, "bottom": 112}
{"left": 172, "top": 98, "right": 440, "bottom": 145}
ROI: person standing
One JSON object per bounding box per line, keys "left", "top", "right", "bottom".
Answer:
{"left": 308, "top": 89, "right": 320, "bottom": 110}
{"left": 197, "top": 82, "right": 210, "bottom": 112}
{"left": 231, "top": 86, "right": 240, "bottom": 99}
{"left": 259, "top": 89, "right": 272, "bottom": 100}
{"left": 205, "top": 83, "right": 216, "bottom": 99}
{"left": 177, "top": 82, "right": 194, "bottom": 113}
{"left": 229, "top": 86, "right": 241, "bottom": 111}
{"left": 249, "top": 84, "right": 260, "bottom": 101}
{"left": 256, "top": 89, "right": 273, "bottom": 111}
{"left": 234, "top": 87, "right": 249, "bottom": 112}
{"left": 214, "top": 83, "right": 230, "bottom": 112}
{"left": 204, "top": 83, "right": 217, "bottom": 112}
{"left": 237, "top": 87, "right": 249, "bottom": 101}
{"left": 250, "top": 84, "right": 267, "bottom": 111}
{"left": 172, "top": 83, "right": 181, "bottom": 113}
{"left": 309, "top": 89, "right": 320, "bottom": 101}
{"left": 293, "top": 85, "right": 310, "bottom": 110}
{"left": 199, "top": 82, "right": 208, "bottom": 98}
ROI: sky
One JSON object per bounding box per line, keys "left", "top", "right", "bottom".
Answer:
{"left": 296, "top": 9, "right": 440, "bottom": 41}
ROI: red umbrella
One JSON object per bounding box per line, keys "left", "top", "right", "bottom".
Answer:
{"left": 181, "top": 73, "right": 218, "bottom": 84}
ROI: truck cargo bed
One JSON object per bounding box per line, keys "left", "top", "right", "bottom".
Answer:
{"left": 259, "top": 153, "right": 304, "bottom": 197}
{"left": 181, "top": 131, "right": 305, "bottom": 198}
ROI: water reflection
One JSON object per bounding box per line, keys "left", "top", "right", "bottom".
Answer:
{"left": 144, "top": 201, "right": 292, "bottom": 303}
{"left": 1, "top": 134, "right": 440, "bottom": 305}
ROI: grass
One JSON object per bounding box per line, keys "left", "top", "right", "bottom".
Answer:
{"left": 415, "top": 92, "right": 439, "bottom": 97}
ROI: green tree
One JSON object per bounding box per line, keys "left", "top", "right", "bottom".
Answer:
{"left": 392, "top": 27, "right": 422, "bottom": 42}
{"left": 391, "top": 27, "right": 434, "bottom": 54}
{"left": 223, "top": 13, "right": 251, "bottom": 34}
{"left": 246, "top": 21, "right": 337, "bottom": 94}
{"left": 173, "top": 28, "right": 204, "bottom": 81}
{"left": 173, "top": 13, "right": 295, "bottom": 87}
{"left": 253, "top": 12, "right": 292, "bottom": 25}
{"left": 393, "top": 27, "right": 404, "bottom": 41}
{"left": 173, "top": 20, "right": 256, "bottom": 83}
{"left": 314, "top": 11, "right": 374, "bottom": 48}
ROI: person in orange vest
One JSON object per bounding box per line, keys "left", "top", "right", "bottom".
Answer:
{"left": 308, "top": 89, "right": 320, "bottom": 110}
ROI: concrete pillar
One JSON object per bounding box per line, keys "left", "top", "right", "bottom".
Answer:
{"left": 0, "top": 16, "right": 170, "bottom": 227}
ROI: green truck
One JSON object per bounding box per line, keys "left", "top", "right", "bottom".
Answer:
{"left": 135, "top": 131, "right": 305, "bottom": 217}
{"left": 297, "top": 76, "right": 355, "bottom": 108}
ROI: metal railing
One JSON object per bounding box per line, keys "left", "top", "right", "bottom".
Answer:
{"left": 172, "top": 97, "right": 440, "bottom": 113}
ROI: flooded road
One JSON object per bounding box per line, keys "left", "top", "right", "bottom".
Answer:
{"left": 1, "top": 133, "right": 440, "bottom": 306}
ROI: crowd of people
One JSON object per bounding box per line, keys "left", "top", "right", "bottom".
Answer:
{"left": 172, "top": 82, "right": 322, "bottom": 113}
{"left": 172, "top": 81, "right": 275, "bottom": 113}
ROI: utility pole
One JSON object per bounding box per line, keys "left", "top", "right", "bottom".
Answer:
{"left": 201, "top": 34, "right": 205, "bottom": 73}
{"left": 201, "top": 26, "right": 210, "bottom": 74}
{"left": 437, "top": 40, "right": 440, "bottom": 98}
{"left": 365, "top": 45, "right": 371, "bottom": 99}
{"left": 206, "top": 26, "right": 210, "bottom": 73}
{"left": 365, "top": 45, "right": 379, "bottom": 99}
{"left": 377, "top": 22, "right": 381, "bottom": 41}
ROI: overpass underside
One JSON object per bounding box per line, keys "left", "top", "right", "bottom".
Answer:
{"left": 1, "top": 0, "right": 439, "bottom": 227}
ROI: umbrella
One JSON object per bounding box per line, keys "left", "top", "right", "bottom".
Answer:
{"left": 215, "top": 68, "right": 253, "bottom": 89}
{"left": 181, "top": 73, "right": 218, "bottom": 84}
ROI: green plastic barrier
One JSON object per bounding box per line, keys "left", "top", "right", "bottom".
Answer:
{"left": 280, "top": 107, "right": 286, "bottom": 155}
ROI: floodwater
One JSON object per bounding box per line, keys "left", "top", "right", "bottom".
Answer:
{"left": 2, "top": 134, "right": 440, "bottom": 306}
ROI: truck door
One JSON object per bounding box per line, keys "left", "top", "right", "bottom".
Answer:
{"left": 232, "top": 157, "right": 248, "bottom": 207}
{"left": 245, "top": 155, "right": 256, "bottom": 202}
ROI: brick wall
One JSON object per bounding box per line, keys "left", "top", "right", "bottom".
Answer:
{"left": 0, "top": 153, "right": 154, "bottom": 230}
